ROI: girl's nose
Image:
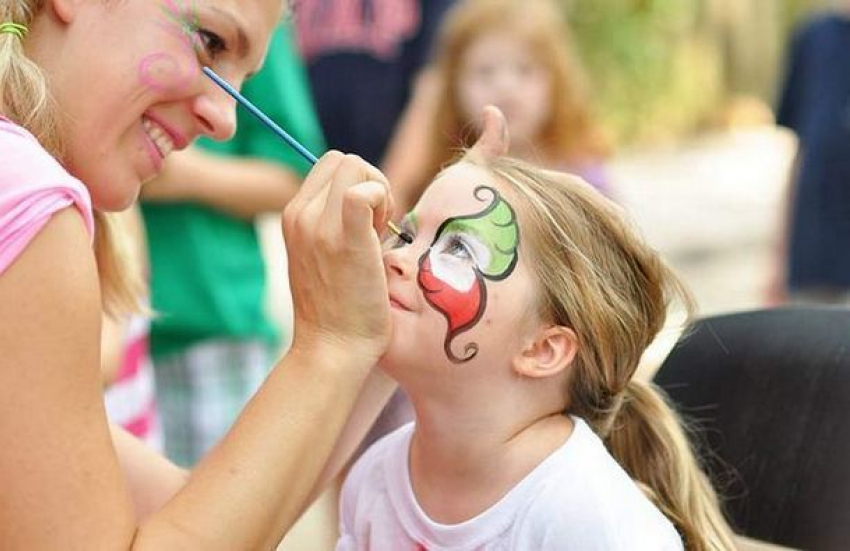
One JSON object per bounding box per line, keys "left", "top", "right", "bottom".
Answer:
{"left": 193, "top": 82, "right": 238, "bottom": 141}
{"left": 384, "top": 245, "right": 419, "bottom": 280}
{"left": 494, "top": 69, "right": 519, "bottom": 93}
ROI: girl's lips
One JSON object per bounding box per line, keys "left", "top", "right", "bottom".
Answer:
{"left": 389, "top": 295, "right": 412, "bottom": 311}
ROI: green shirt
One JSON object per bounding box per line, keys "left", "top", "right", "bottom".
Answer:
{"left": 143, "top": 25, "right": 326, "bottom": 359}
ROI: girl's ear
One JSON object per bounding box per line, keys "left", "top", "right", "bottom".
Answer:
{"left": 513, "top": 325, "right": 578, "bottom": 379}
{"left": 470, "top": 105, "right": 510, "bottom": 159}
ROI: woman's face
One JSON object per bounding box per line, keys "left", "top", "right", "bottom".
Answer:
{"left": 456, "top": 30, "right": 552, "bottom": 150}
{"left": 33, "top": 0, "right": 282, "bottom": 210}
{"left": 381, "top": 162, "right": 539, "bottom": 382}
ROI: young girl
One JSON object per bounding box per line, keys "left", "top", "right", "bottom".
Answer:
{"left": 385, "top": 0, "right": 610, "bottom": 214}
{"left": 338, "top": 119, "right": 735, "bottom": 549}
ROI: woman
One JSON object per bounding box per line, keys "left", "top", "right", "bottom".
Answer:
{"left": 0, "top": 0, "right": 399, "bottom": 547}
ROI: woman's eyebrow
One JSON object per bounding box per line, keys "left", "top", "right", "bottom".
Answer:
{"left": 208, "top": 6, "right": 250, "bottom": 59}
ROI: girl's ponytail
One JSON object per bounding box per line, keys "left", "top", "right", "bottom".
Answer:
{"left": 605, "top": 379, "right": 736, "bottom": 551}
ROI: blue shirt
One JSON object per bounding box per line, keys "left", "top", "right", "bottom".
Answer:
{"left": 295, "top": 0, "right": 456, "bottom": 165}
{"left": 776, "top": 14, "right": 850, "bottom": 289}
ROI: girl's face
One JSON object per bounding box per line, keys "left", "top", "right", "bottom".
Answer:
{"left": 457, "top": 30, "right": 552, "bottom": 149}
{"left": 381, "top": 162, "right": 540, "bottom": 381}
{"left": 36, "top": 0, "right": 281, "bottom": 211}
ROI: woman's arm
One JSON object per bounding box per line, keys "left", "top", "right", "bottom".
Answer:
{"left": 1, "top": 152, "right": 393, "bottom": 549}
{"left": 302, "top": 369, "right": 397, "bottom": 515}
{"left": 0, "top": 208, "right": 138, "bottom": 548}
{"left": 135, "top": 152, "right": 394, "bottom": 549}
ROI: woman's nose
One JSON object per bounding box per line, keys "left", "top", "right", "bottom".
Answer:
{"left": 193, "top": 81, "right": 238, "bottom": 141}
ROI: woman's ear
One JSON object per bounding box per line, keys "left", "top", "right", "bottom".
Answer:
{"left": 51, "top": 0, "right": 81, "bottom": 24}
{"left": 513, "top": 325, "right": 578, "bottom": 379}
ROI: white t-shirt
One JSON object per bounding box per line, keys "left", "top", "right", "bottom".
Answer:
{"left": 337, "top": 417, "right": 683, "bottom": 550}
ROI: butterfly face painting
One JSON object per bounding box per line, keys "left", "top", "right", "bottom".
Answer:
{"left": 417, "top": 185, "right": 520, "bottom": 363}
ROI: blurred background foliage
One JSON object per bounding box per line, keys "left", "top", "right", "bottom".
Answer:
{"left": 563, "top": 0, "right": 840, "bottom": 145}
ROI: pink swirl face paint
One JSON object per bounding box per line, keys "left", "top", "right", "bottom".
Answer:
{"left": 138, "top": 0, "right": 202, "bottom": 92}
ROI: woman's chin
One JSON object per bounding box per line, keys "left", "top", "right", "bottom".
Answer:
{"left": 90, "top": 179, "right": 141, "bottom": 212}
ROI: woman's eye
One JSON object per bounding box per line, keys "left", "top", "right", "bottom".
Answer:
{"left": 196, "top": 28, "right": 227, "bottom": 59}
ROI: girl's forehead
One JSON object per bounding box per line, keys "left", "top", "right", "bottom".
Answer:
{"left": 412, "top": 163, "right": 511, "bottom": 227}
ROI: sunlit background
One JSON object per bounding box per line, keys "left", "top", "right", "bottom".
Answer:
{"left": 568, "top": 0, "right": 835, "bottom": 144}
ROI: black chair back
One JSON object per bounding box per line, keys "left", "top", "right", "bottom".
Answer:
{"left": 654, "top": 307, "right": 850, "bottom": 551}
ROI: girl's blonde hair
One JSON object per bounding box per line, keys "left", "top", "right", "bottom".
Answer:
{"left": 466, "top": 152, "right": 735, "bottom": 551}
{"left": 1, "top": 0, "right": 141, "bottom": 316}
{"left": 427, "top": 0, "right": 607, "bottom": 180}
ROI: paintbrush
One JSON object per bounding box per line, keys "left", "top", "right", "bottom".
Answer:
{"left": 202, "top": 66, "right": 412, "bottom": 245}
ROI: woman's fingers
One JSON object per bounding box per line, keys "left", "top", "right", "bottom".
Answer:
{"left": 323, "top": 155, "right": 393, "bottom": 238}
{"left": 342, "top": 181, "right": 391, "bottom": 246}
{"left": 287, "top": 151, "right": 345, "bottom": 212}
{"left": 282, "top": 152, "right": 394, "bottom": 362}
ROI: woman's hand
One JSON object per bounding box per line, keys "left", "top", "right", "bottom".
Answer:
{"left": 283, "top": 152, "right": 394, "bottom": 367}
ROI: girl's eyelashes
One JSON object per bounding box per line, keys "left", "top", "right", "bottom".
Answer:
{"left": 442, "top": 234, "right": 474, "bottom": 261}
{"left": 384, "top": 231, "right": 415, "bottom": 251}
{"left": 392, "top": 235, "right": 410, "bottom": 249}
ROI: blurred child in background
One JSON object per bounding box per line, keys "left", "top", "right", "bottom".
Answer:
{"left": 385, "top": 0, "right": 610, "bottom": 214}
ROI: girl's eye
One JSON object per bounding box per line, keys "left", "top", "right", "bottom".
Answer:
{"left": 392, "top": 234, "right": 411, "bottom": 249}
{"left": 473, "top": 65, "right": 495, "bottom": 80}
{"left": 196, "top": 28, "right": 227, "bottom": 60}
{"left": 444, "top": 235, "right": 473, "bottom": 260}
{"left": 383, "top": 231, "right": 413, "bottom": 251}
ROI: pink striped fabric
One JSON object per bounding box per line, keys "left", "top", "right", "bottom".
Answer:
{"left": 104, "top": 316, "right": 163, "bottom": 451}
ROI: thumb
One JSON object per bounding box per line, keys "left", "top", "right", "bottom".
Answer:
{"left": 471, "top": 105, "right": 510, "bottom": 160}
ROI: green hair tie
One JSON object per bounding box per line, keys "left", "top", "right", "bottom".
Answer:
{"left": 0, "top": 22, "right": 27, "bottom": 39}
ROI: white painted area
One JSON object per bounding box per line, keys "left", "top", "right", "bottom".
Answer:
{"left": 428, "top": 232, "right": 490, "bottom": 291}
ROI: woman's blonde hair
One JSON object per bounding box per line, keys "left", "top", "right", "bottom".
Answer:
{"left": 1, "top": 0, "right": 142, "bottom": 316}
{"left": 465, "top": 152, "right": 735, "bottom": 551}
{"left": 426, "top": 0, "right": 608, "bottom": 180}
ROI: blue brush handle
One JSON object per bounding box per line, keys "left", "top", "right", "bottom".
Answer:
{"left": 202, "top": 66, "right": 318, "bottom": 165}
{"left": 202, "top": 67, "right": 411, "bottom": 244}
